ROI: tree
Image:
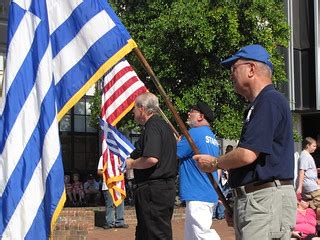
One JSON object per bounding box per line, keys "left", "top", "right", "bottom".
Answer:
{"left": 92, "top": 0, "right": 289, "bottom": 140}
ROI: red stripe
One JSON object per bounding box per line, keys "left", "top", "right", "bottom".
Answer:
{"left": 106, "top": 86, "right": 147, "bottom": 124}
{"left": 102, "top": 148, "right": 108, "bottom": 181}
{"left": 110, "top": 152, "right": 117, "bottom": 178}
{"left": 102, "top": 66, "right": 133, "bottom": 94}
{"left": 101, "top": 75, "right": 141, "bottom": 117}
{"left": 102, "top": 84, "right": 147, "bottom": 123}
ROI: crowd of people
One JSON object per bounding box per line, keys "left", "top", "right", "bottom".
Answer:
{"left": 64, "top": 44, "right": 320, "bottom": 239}
{"left": 64, "top": 173, "right": 101, "bottom": 207}
{"left": 293, "top": 137, "right": 320, "bottom": 239}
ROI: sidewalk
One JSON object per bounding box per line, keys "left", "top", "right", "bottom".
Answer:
{"left": 87, "top": 218, "right": 235, "bottom": 240}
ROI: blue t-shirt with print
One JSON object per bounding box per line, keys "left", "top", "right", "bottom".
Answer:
{"left": 177, "top": 126, "right": 219, "bottom": 203}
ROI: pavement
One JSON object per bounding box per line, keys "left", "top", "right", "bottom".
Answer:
{"left": 87, "top": 218, "right": 235, "bottom": 240}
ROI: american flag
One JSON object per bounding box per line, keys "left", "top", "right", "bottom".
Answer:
{"left": 101, "top": 59, "right": 147, "bottom": 125}
{"left": 0, "top": 1, "right": 136, "bottom": 238}
{"left": 100, "top": 59, "right": 147, "bottom": 206}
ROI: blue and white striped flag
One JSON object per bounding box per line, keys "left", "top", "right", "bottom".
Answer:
{"left": 99, "top": 118, "right": 135, "bottom": 172}
{"left": 0, "top": 1, "right": 136, "bottom": 239}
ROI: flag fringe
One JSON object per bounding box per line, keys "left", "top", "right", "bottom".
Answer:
{"left": 50, "top": 190, "right": 66, "bottom": 239}
{"left": 109, "top": 185, "right": 126, "bottom": 207}
{"left": 110, "top": 101, "right": 135, "bottom": 126}
{"left": 57, "top": 39, "right": 137, "bottom": 121}
{"left": 106, "top": 173, "right": 125, "bottom": 184}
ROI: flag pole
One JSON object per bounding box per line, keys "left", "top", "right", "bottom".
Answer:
{"left": 156, "top": 106, "right": 180, "bottom": 139}
{"left": 132, "top": 47, "right": 232, "bottom": 214}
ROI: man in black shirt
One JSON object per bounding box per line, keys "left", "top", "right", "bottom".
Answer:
{"left": 126, "top": 92, "right": 177, "bottom": 240}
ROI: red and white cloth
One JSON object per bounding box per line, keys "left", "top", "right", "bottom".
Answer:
{"left": 100, "top": 59, "right": 147, "bottom": 206}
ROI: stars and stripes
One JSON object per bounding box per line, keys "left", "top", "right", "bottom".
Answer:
{"left": 99, "top": 59, "right": 147, "bottom": 206}
{"left": 0, "top": 1, "right": 136, "bottom": 239}
{"left": 101, "top": 59, "right": 147, "bottom": 125}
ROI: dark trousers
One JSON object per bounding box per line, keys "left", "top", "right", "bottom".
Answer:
{"left": 134, "top": 179, "right": 176, "bottom": 240}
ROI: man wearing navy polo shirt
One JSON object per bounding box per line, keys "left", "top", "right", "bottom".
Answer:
{"left": 194, "top": 44, "right": 296, "bottom": 240}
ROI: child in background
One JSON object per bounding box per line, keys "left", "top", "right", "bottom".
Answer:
{"left": 291, "top": 193, "right": 319, "bottom": 239}
{"left": 64, "top": 175, "right": 74, "bottom": 205}
{"left": 72, "top": 173, "right": 85, "bottom": 205}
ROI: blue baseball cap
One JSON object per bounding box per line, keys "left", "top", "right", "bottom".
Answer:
{"left": 220, "top": 44, "right": 273, "bottom": 71}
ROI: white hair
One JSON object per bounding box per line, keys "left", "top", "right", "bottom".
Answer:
{"left": 135, "top": 92, "right": 159, "bottom": 114}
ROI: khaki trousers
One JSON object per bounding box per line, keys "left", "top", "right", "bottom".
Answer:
{"left": 233, "top": 185, "right": 296, "bottom": 240}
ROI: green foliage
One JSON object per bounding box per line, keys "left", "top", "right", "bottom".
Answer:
{"left": 213, "top": 104, "right": 243, "bottom": 140}
{"left": 104, "top": 0, "right": 290, "bottom": 140}
{"left": 293, "top": 130, "right": 302, "bottom": 143}
{"left": 292, "top": 115, "right": 303, "bottom": 142}
{"left": 89, "top": 83, "right": 102, "bottom": 130}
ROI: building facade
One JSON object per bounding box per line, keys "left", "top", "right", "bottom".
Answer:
{"left": 1, "top": 1, "right": 320, "bottom": 173}
{"left": 284, "top": 0, "right": 320, "bottom": 144}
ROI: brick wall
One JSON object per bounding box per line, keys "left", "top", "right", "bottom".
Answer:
{"left": 53, "top": 208, "right": 94, "bottom": 240}
{"left": 53, "top": 206, "right": 185, "bottom": 239}
{"left": 96, "top": 206, "right": 185, "bottom": 225}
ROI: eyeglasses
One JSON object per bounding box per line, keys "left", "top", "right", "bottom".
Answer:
{"left": 231, "top": 62, "right": 252, "bottom": 73}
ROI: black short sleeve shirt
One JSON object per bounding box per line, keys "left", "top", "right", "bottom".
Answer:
{"left": 131, "top": 115, "right": 177, "bottom": 183}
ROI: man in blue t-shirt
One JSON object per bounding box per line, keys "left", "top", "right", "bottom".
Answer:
{"left": 177, "top": 102, "right": 220, "bottom": 240}
{"left": 194, "top": 44, "right": 296, "bottom": 240}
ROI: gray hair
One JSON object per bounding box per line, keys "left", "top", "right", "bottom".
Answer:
{"left": 135, "top": 92, "right": 159, "bottom": 115}
{"left": 256, "top": 61, "right": 272, "bottom": 78}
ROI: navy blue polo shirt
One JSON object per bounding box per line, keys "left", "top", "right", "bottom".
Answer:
{"left": 229, "top": 84, "right": 294, "bottom": 188}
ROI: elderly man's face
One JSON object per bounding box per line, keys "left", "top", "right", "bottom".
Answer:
{"left": 133, "top": 104, "right": 144, "bottom": 125}
{"left": 186, "top": 109, "right": 202, "bottom": 127}
{"left": 230, "top": 60, "right": 254, "bottom": 97}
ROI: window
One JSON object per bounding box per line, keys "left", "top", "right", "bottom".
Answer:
{"left": 59, "top": 95, "right": 99, "bottom": 173}
{"left": 60, "top": 96, "right": 97, "bottom": 133}
{"left": 60, "top": 112, "right": 71, "bottom": 132}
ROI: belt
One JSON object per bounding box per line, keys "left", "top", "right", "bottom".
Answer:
{"left": 133, "top": 178, "right": 175, "bottom": 189}
{"left": 232, "top": 180, "right": 293, "bottom": 198}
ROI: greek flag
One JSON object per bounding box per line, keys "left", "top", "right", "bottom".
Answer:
{"left": 99, "top": 118, "right": 134, "bottom": 172}
{"left": 0, "top": 1, "right": 136, "bottom": 239}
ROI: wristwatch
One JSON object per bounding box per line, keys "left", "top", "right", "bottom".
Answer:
{"left": 210, "top": 158, "right": 219, "bottom": 169}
